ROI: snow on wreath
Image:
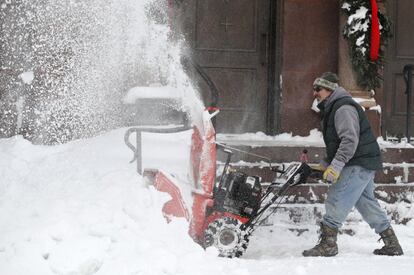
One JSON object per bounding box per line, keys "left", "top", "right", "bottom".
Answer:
{"left": 341, "top": 0, "right": 392, "bottom": 90}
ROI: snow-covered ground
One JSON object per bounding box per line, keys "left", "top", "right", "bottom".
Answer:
{"left": 1, "top": 129, "right": 413, "bottom": 275}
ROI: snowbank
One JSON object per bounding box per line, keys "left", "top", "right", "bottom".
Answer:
{"left": 0, "top": 130, "right": 200, "bottom": 275}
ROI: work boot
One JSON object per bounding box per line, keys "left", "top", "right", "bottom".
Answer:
{"left": 373, "top": 227, "right": 404, "bottom": 256}
{"left": 303, "top": 223, "right": 338, "bottom": 257}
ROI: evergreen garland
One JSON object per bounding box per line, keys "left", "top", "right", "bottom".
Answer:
{"left": 341, "top": 0, "right": 392, "bottom": 90}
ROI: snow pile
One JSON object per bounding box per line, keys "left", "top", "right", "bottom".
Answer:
{"left": 0, "top": 129, "right": 201, "bottom": 275}
{"left": 1, "top": 129, "right": 414, "bottom": 275}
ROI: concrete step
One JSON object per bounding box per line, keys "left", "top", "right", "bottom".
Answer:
{"left": 261, "top": 202, "right": 413, "bottom": 227}
{"left": 227, "top": 163, "right": 414, "bottom": 184}
{"left": 216, "top": 143, "right": 414, "bottom": 164}
{"left": 257, "top": 183, "right": 414, "bottom": 204}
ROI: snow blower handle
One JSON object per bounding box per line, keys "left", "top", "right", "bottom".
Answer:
{"left": 270, "top": 165, "right": 285, "bottom": 174}
{"left": 217, "top": 147, "right": 233, "bottom": 190}
{"left": 242, "top": 162, "right": 312, "bottom": 232}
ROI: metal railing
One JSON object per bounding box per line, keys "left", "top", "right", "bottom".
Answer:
{"left": 124, "top": 126, "right": 190, "bottom": 174}
{"left": 124, "top": 56, "right": 219, "bottom": 175}
{"left": 403, "top": 64, "right": 414, "bottom": 143}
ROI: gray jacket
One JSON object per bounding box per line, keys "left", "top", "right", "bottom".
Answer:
{"left": 322, "top": 87, "right": 360, "bottom": 166}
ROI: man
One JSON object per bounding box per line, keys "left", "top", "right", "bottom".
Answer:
{"left": 302, "top": 72, "right": 404, "bottom": 257}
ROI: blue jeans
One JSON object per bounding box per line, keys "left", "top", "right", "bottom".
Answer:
{"left": 323, "top": 165, "right": 390, "bottom": 234}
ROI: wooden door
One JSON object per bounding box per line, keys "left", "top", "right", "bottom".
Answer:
{"left": 383, "top": 0, "right": 414, "bottom": 137}
{"left": 178, "top": 0, "right": 272, "bottom": 133}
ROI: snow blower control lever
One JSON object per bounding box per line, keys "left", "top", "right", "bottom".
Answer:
{"left": 241, "top": 161, "right": 312, "bottom": 232}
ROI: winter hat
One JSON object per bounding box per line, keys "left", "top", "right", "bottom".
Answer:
{"left": 313, "top": 72, "right": 339, "bottom": 91}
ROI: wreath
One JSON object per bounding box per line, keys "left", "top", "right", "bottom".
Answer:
{"left": 341, "top": 0, "right": 392, "bottom": 90}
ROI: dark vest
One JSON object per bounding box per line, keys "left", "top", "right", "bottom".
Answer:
{"left": 321, "top": 97, "right": 382, "bottom": 170}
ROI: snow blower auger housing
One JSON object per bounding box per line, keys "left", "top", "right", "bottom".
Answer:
{"left": 125, "top": 109, "right": 311, "bottom": 258}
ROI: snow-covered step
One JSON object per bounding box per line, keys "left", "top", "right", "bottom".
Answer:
{"left": 224, "top": 162, "right": 414, "bottom": 184}
{"left": 263, "top": 183, "right": 414, "bottom": 204}
{"left": 261, "top": 202, "right": 413, "bottom": 227}
{"left": 215, "top": 143, "right": 414, "bottom": 165}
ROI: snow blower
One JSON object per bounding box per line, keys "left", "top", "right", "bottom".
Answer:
{"left": 125, "top": 108, "right": 311, "bottom": 258}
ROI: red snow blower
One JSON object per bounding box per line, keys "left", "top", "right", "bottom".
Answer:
{"left": 124, "top": 108, "right": 311, "bottom": 258}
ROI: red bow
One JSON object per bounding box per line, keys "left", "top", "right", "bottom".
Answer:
{"left": 370, "top": 0, "right": 380, "bottom": 61}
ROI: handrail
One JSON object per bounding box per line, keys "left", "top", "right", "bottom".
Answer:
{"left": 403, "top": 64, "right": 414, "bottom": 143}
{"left": 124, "top": 126, "right": 191, "bottom": 174}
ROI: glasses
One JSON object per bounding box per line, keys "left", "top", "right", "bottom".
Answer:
{"left": 313, "top": 86, "right": 322, "bottom": 92}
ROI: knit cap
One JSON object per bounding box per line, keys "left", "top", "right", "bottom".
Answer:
{"left": 313, "top": 72, "right": 339, "bottom": 91}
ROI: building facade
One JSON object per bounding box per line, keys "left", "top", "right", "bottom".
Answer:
{"left": 172, "top": 0, "right": 414, "bottom": 138}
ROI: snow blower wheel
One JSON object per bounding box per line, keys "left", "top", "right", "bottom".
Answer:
{"left": 203, "top": 216, "right": 250, "bottom": 258}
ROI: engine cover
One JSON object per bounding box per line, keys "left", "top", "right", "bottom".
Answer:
{"left": 214, "top": 172, "right": 262, "bottom": 218}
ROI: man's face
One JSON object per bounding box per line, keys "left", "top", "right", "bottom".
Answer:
{"left": 313, "top": 86, "right": 332, "bottom": 102}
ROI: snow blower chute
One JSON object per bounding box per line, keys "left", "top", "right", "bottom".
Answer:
{"left": 124, "top": 107, "right": 311, "bottom": 258}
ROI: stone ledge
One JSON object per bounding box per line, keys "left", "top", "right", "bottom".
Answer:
{"left": 268, "top": 184, "right": 414, "bottom": 204}
{"left": 224, "top": 163, "right": 414, "bottom": 184}
{"left": 263, "top": 202, "right": 413, "bottom": 226}
{"left": 217, "top": 145, "right": 414, "bottom": 164}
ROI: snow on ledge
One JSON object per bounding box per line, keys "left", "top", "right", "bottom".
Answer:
{"left": 352, "top": 97, "right": 375, "bottom": 104}
{"left": 377, "top": 137, "right": 414, "bottom": 149}
{"left": 217, "top": 129, "right": 325, "bottom": 147}
{"left": 123, "top": 86, "right": 183, "bottom": 104}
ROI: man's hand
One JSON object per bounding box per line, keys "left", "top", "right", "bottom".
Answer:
{"left": 323, "top": 167, "right": 340, "bottom": 183}
{"left": 322, "top": 159, "right": 345, "bottom": 183}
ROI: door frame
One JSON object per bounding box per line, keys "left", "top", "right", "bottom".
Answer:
{"left": 266, "top": 0, "right": 283, "bottom": 135}
{"left": 383, "top": 0, "right": 414, "bottom": 137}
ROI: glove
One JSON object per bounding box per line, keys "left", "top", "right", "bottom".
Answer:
{"left": 323, "top": 159, "right": 345, "bottom": 183}
{"left": 310, "top": 159, "right": 329, "bottom": 172}
{"left": 323, "top": 167, "right": 340, "bottom": 183}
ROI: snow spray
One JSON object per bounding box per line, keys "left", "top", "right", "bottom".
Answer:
{"left": 0, "top": 0, "right": 204, "bottom": 144}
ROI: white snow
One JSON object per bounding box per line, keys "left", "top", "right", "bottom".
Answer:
{"left": 356, "top": 34, "right": 365, "bottom": 47}
{"left": 377, "top": 137, "right": 414, "bottom": 149}
{"left": 0, "top": 130, "right": 197, "bottom": 275}
{"left": 19, "top": 71, "right": 35, "bottom": 84}
{"left": 370, "top": 104, "right": 382, "bottom": 114}
{"left": 141, "top": 129, "right": 192, "bottom": 176}
{"left": 341, "top": 2, "right": 351, "bottom": 11}
{"left": 1, "top": 130, "right": 414, "bottom": 275}
{"left": 352, "top": 97, "right": 375, "bottom": 104}
{"left": 1, "top": 1, "right": 413, "bottom": 274}
{"left": 344, "top": 5, "right": 370, "bottom": 45}
{"left": 123, "top": 86, "right": 183, "bottom": 104}
{"left": 217, "top": 129, "right": 325, "bottom": 147}
{"left": 347, "top": 6, "right": 369, "bottom": 26}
